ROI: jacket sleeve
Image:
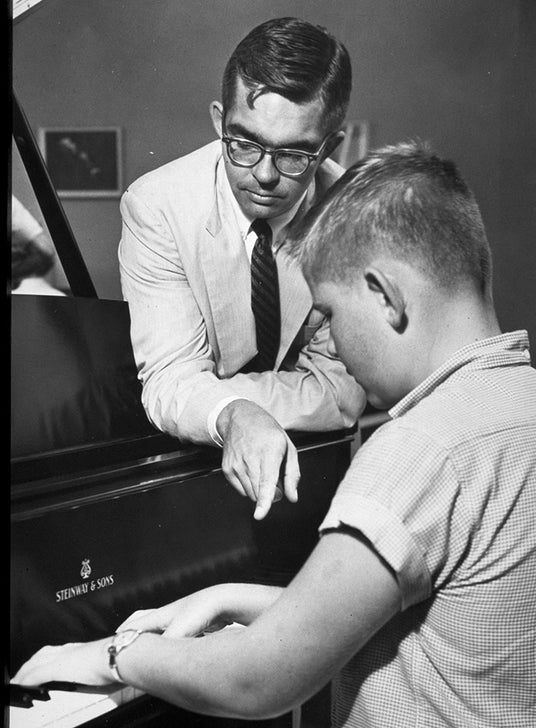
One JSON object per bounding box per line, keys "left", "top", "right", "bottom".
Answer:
{"left": 119, "top": 187, "right": 366, "bottom": 446}
{"left": 208, "top": 318, "right": 366, "bottom": 437}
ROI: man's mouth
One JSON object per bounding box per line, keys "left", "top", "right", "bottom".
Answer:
{"left": 245, "top": 189, "right": 281, "bottom": 203}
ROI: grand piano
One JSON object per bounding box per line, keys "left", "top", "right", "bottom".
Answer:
{"left": 9, "top": 14, "right": 354, "bottom": 727}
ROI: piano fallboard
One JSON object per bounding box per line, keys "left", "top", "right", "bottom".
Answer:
{"left": 10, "top": 430, "right": 352, "bottom": 672}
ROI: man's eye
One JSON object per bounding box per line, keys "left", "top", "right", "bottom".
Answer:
{"left": 277, "top": 151, "right": 307, "bottom": 162}
{"left": 235, "top": 140, "right": 258, "bottom": 152}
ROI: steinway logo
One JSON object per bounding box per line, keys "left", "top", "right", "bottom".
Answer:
{"left": 56, "top": 559, "right": 115, "bottom": 603}
{"left": 81, "top": 559, "right": 91, "bottom": 579}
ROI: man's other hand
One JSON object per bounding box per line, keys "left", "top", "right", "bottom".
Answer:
{"left": 216, "top": 400, "right": 300, "bottom": 520}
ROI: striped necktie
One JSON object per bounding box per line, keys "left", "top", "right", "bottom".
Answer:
{"left": 249, "top": 218, "right": 280, "bottom": 371}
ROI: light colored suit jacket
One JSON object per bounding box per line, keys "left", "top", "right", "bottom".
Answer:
{"left": 119, "top": 140, "right": 365, "bottom": 444}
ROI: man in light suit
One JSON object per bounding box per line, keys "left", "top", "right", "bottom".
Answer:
{"left": 119, "top": 17, "right": 366, "bottom": 520}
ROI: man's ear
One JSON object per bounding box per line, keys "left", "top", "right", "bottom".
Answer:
{"left": 209, "top": 101, "right": 224, "bottom": 137}
{"left": 322, "top": 130, "right": 346, "bottom": 161}
{"left": 364, "top": 265, "right": 407, "bottom": 331}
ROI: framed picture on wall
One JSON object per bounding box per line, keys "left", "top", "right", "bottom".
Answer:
{"left": 38, "top": 126, "right": 123, "bottom": 198}
{"left": 332, "top": 120, "right": 369, "bottom": 169}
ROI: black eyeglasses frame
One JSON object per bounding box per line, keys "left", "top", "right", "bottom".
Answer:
{"left": 220, "top": 131, "right": 334, "bottom": 178}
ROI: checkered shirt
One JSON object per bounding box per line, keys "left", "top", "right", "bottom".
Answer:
{"left": 319, "top": 330, "right": 536, "bottom": 728}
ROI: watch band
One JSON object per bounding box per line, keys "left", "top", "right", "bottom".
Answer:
{"left": 107, "top": 629, "right": 144, "bottom": 683}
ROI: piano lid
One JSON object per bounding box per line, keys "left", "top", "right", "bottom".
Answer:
{"left": 12, "top": 90, "right": 98, "bottom": 298}
{"left": 10, "top": 8, "right": 159, "bottom": 473}
{"left": 10, "top": 295, "right": 187, "bottom": 478}
{"left": 10, "top": 42, "right": 212, "bottom": 482}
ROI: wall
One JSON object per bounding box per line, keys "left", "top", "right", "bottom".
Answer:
{"left": 12, "top": 0, "right": 535, "bottom": 342}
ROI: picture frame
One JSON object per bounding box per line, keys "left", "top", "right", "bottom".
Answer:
{"left": 38, "top": 126, "right": 123, "bottom": 198}
{"left": 332, "top": 120, "right": 370, "bottom": 169}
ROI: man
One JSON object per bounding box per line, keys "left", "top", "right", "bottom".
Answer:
{"left": 118, "top": 17, "right": 365, "bottom": 520}
{"left": 16, "top": 143, "right": 535, "bottom": 727}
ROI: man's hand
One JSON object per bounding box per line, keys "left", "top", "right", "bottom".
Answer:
{"left": 216, "top": 399, "right": 300, "bottom": 520}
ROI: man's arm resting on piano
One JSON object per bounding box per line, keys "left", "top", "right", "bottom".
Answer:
{"left": 11, "top": 530, "right": 400, "bottom": 720}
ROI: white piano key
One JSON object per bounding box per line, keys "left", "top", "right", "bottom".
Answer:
{"left": 9, "top": 685, "right": 144, "bottom": 728}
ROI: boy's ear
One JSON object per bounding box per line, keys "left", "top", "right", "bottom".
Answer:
{"left": 209, "top": 101, "right": 224, "bottom": 137}
{"left": 365, "top": 266, "right": 407, "bottom": 331}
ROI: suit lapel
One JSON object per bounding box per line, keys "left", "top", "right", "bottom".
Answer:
{"left": 201, "top": 172, "right": 257, "bottom": 374}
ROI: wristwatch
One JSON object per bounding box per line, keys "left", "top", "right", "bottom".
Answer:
{"left": 107, "top": 629, "right": 144, "bottom": 683}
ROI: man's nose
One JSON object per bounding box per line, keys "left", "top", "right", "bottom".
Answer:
{"left": 253, "top": 153, "right": 280, "bottom": 185}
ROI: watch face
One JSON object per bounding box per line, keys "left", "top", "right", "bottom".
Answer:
{"left": 114, "top": 630, "right": 138, "bottom": 649}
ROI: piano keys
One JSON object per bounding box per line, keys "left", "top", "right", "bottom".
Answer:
{"left": 9, "top": 687, "right": 301, "bottom": 728}
{"left": 9, "top": 630, "right": 303, "bottom": 728}
{"left": 9, "top": 684, "right": 145, "bottom": 728}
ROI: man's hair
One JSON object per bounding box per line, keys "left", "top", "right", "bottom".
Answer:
{"left": 222, "top": 17, "right": 352, "bottom": 132}
{"left": 291, "top": 141, "right": 493, "bottom": 293}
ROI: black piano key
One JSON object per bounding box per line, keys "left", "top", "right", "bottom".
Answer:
{"left": 8, "top": 684, "right": 50, "bottom": 708}
{"left": 40, "top": 681, "right": 119, "bottom": 694}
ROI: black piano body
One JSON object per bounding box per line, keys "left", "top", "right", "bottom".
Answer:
{"left": 10, "top": 294, "right": 353, "bottom": 727}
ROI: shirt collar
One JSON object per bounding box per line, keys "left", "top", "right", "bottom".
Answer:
{"left": 389, "top": 330, "right": 531, "bottom": 419}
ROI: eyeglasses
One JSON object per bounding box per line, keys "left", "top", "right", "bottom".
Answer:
{"left": 221, "top": 132, "right": 332, "bottom": 177}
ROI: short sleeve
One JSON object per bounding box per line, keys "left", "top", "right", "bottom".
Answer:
{"left": 320, "top": 420, "right": 462, "bottom": 610}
